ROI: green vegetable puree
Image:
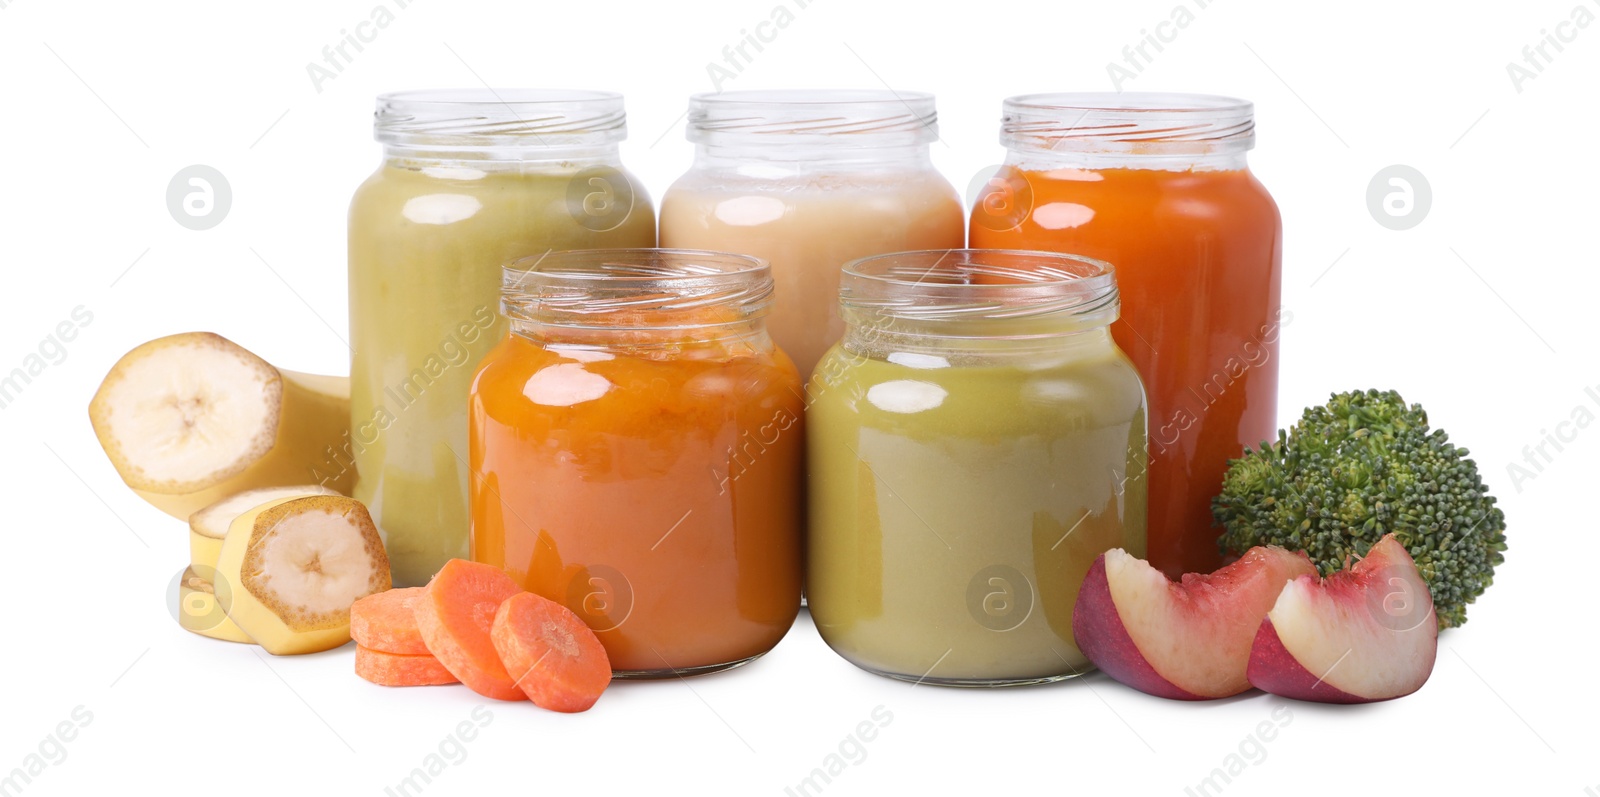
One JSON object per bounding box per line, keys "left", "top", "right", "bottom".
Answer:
{"left": 806, "top": 334, "right": 1147, "bottom": 683}
{"left": 348, "top": 162, "right": 655, "bottom": 586}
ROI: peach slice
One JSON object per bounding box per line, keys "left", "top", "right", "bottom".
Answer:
{"left": 1073, "top": 546, "right": 1316, "bottom": 700}
{"left": 1248, "top": 534, "right": 1437, "bottom": 704}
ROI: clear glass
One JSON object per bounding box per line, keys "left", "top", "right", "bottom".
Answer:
{"left": 660, "top": 89, "right": 965, "bottom": 380}
{"left": 470, "top": 249, "right": 804, "bottom": 679}
{"left": 971, "top": 92, "right": 1281, "bottom": 579}
{"left": 347, "top": 89, "right": 656, "bottom": 587}
{"left": 807, "top": 249, "right": 1148, "bottom": 686}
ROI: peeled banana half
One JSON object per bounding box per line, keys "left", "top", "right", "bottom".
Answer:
{"left": 88, "top": 332, "right": 353, "bottom": 520}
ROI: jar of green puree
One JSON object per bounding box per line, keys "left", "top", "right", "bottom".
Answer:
{"left": 348, "top": 90, "right": 656, "bottom": 586}
{"left": 807, "top": 249, "right": 1147, "bottom": 686}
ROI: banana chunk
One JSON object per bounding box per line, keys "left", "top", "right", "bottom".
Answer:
{"left": 215, "top": 495, "right": 391, "bottom": 655}
{"left": 88, "top": 332, "right": 352, "bottom": 520}
{"left": 174, "top": 567, "right": 255, "bottom": 644}
{"left": 189, "top": 484, "right": 341, "bottom": 568}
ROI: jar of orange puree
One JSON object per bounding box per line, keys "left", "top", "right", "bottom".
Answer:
{"left": 469, "top": 249, "right": 804, "bottom": 677}
{"left": 971, "top": 94, "right": 1283, "bottom": 578}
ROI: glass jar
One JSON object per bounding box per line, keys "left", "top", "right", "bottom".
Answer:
{"left": 470, "top": 249, "right": 804, "bottom": 678}
{"left": 660, "top": 89, "right": 965, "bottom": 380}
{"left": 807, "top": 249, "right": 1147, "bottom": 686}
{"left": 348, "top": 90, "right": 656, "bottom": 587}
{"left": 969, "top": 93, "right": 1282, "bottom": 579}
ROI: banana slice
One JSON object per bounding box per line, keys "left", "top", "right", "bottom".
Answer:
{"left": 174, "top": 567, "right": 255, "bottom": 644}
{"left": 88, "top": 332, "right": 353, "bottom": 521}
{"left": 215, "top": 495, "right": 391, "bottom": 655}
{"left": 189, "top": 484, "right": 341, "bottom": 568}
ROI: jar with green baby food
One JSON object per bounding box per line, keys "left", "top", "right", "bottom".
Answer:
{"left": 348, "top": 90, "right": 656, "bottom": 586}
{"left": 807, "top": 249, "right": 1147, "bottom": 686}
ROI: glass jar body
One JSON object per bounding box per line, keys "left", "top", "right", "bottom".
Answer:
{"left": 348, "top": 149, "right": 656, "bottom": 587}
{"left": 470, "top": 311, "right": 804, "bottom": 677}
{"left": 971, "top": 150, "right": 1281, "bottom": 578}
{"left": 661, "top": 147, "right": 964, "bottom": 379}
{"left": 807, "top": 327, "right": 1147, "bottom": 685}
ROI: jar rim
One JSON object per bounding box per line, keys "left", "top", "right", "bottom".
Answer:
{"left": 501, "top": 249, "right": 773, "bottom": 331}
{"left": 840, "top": 249, "right": 1119, "bottom": 328}
{"left": 375, "top": 89, "right": 628, "bottom": 147}
{"left": 1001, "top": 92, "right": 1255, "bottom": 156}
{"left": 687, "top": 89, "right": 939, "bottom": 146}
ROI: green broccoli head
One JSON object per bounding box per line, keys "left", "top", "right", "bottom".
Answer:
{"left": 1213, "top": 389, "right": 1507, "bottom": 629}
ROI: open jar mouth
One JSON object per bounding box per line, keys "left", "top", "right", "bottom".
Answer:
{"left": 687, "top": 89, "right": 939, "bottom": 147}
{"left": 844, "top": 249, "right": 1120, "bottom": 332}
{"left": 501, "top": 249, "right": 773, "bottom": 333}
{"left": 1001, "top": 92, "right": 1254, "bottom": 156}
{"left": 375, "top": 89, "right": 628, "bottom": 148}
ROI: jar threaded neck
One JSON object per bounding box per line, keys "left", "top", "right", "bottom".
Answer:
{"left": 1001, "top": 92, "right": 1254, "bottom": 157}
{"left": 840, "top": 249, "right": 1120, "bottom": 340}
{"left": 501, "top": 249, "right": 773, "bottom": 335}
{"left": 375, "top": 89, "right": 628, "bottom": 149}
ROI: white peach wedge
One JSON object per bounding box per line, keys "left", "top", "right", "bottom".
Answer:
{"left": 1247, "top": 534, "right": 1438, "bottom": 704}
{"left": 1073, "top": 546, "right": 1316, "bottom": 700}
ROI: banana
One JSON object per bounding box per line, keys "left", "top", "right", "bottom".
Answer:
{"left": 215, "top": 495, "right": 391, "bottom": 655}
{"left": 189, "top": 484, "right": 340, "bottom": 568}
{"left": 174, "top": 567, "right": 255, "bottom": 644}
{"left": 88, "top": 332, "right": 352, "bottom": 521}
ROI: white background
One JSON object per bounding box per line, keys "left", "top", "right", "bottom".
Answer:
{"left": 2, "top": 0, "right": 1596, "bottom": 795}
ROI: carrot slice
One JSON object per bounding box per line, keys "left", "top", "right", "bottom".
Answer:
{"left": 413, "top": 559, "right": 527, "bottom": 701}
{"left": 351, "top": 587, "right": 430, "bottom": 655}
{"left": 354, "top": 646, "right": 459, "bottom": 687}
{"left": 491, "top": 591, "right": 612, "bottom": 713}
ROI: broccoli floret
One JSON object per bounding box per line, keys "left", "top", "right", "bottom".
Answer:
{"left": 1213, "top": 389, "right": 1507, "bottom": 629}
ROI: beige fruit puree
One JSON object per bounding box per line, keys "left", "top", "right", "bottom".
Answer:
{"left": 660, "top": 90, "right": 963, "bottom": 378}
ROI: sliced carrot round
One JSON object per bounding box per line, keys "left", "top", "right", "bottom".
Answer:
{"left": 491, "top": 591, "right": 612, "bottom": 713}
{"left": 413, "top": 559, "right": 527, "bottom": 701}
{"left": 354, "top": 646, "right": 459, "bottom": 687}
{"left": 351, "top": 587, "right": 431, "bottom": 655}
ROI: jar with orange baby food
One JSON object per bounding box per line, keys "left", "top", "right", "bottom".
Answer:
{"left": 469, "top": 249, "right": 804, "bottom": 678}
{"left": 970, "top": 93, "right": 1283, "bottom": 579}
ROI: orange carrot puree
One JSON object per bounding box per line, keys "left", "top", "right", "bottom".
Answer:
{"left": 469, "top": 318, "right": 804, "bottom": 673}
